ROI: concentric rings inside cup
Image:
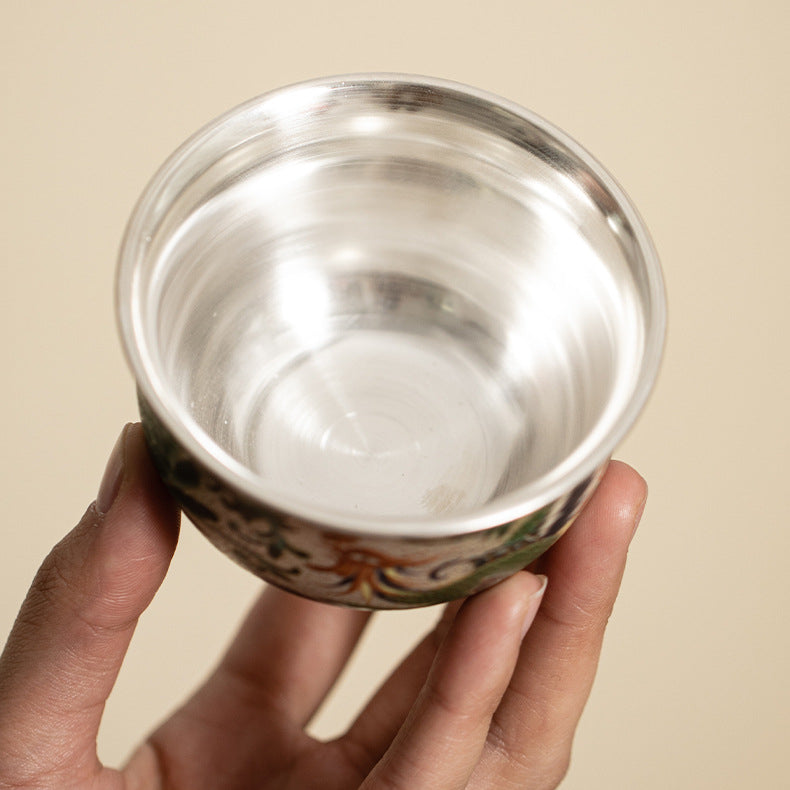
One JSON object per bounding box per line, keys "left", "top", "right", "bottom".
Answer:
{"left": 117, "top": 75, "right": 665, "bottom": 539}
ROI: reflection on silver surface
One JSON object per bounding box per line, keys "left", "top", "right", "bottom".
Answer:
{"left": 119, "top": 75, "right": 664, "bottom": 533}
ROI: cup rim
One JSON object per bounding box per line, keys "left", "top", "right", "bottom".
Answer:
{"left": 116, "top": 72, "right": 666, "bottom": 538}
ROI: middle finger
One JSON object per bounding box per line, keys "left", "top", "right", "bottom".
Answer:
{"left": 186, "top": 584, "right": 371, "bottom": 730}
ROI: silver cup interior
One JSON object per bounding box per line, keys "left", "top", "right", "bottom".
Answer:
{"left": 119, "top": 76, "right": 664, "bottom": 533}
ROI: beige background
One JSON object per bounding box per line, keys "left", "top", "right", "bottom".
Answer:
{"left": 2, "top": 1, "right": 788, "bottom": 787}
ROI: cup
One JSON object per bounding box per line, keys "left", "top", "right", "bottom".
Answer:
{"left": 116, "top": 74, "right": 665, "bottom": 609}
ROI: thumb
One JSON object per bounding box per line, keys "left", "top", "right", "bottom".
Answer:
{"left": 0, "top": 423, "right": 180, "bottom": 787}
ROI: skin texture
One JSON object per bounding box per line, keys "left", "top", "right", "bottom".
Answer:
{"left": 0, "top": 423, "right": 647, "bottom": 790}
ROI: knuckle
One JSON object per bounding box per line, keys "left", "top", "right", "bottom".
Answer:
{"left": 21, "top": 546, "right": 81, "bottom": 632}
{"left": 31, "top": 515, "right": 98, "bottom": 612}
{"left": 537, "top": 595, "right": 612, "bottom": 646}
{"left": 424, "top": 673, "right": 483, "bottom": 724}
{"left": 21, "top": 517, "right": 133, "bottom": 639}
{"left": 479, "top": 732, "right": 572, "bottom": 790}
{"left": 36, "top": 548, "right": 75, "bottom": 601}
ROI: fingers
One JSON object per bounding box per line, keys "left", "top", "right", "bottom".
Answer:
{"left": 472, "top": 460, "right": 647, "bottom": 789}
{"left": 339, "top": 599, "right": 464, "bottom": 774}
{"left": 0, "top": 424, "right": 179, "bottom": 787}
{"left": 359, "top": 572, "right": 547, "bottom": 790}
{"left": 135, "top": 586, "right": 372, "bottom": 788}
{"left": 157, "top": 584, "right": 370, "bottom": 760}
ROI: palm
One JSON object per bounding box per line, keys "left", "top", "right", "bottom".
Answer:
{"left": 127, "top": 718, "right": 367, "bottom": 790}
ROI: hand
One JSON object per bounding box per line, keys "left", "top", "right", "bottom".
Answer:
{"left": 0, "top": 424, "right": 646, "bottom": 790}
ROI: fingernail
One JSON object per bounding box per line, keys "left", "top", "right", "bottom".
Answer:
{"left": 96, "top": 426, "right": 129, "bottom": 515}
{"left": 520, "top": 574, "right": 548, "bottom": 641}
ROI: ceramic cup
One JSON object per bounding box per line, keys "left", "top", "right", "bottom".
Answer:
{"left": 116, "top": 74, "right": 665, "bottom": 609}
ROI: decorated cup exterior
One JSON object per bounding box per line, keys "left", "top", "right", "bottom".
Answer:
{"left": 141, "top": 397, "right": 603, "bottom": 609}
